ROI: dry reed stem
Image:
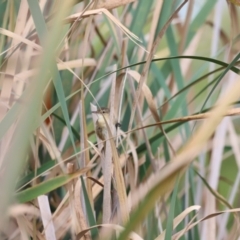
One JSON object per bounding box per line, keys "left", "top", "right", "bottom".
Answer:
{"left": 179, "top": 0, "right": 194, "bottom": 53}
{"left": 129, "top": 107, "right": 240, "bottom": 134}
{"left": 147, "top": 1, "right": 163, "bottom": 53}
{"left": 38, "top": 195, "right": 57, "bottom": 240}
{"left": 16, "top": 58, "right": 96, "bottom": 80}
{"left": 103, "top": 136, "right": 114, "bottom": 224}
{"left": 74, "top": 178, "right": 91, "bottom": 239}
{"left": 95, "top": 0, "right": 136, "bottom": 10}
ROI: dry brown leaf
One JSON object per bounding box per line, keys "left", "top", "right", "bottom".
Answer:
{"left": 16, "top": 216, "right": 29, "bottom": 240}
{"left": 0, "top": 28, "right": 42, "bottom": 51}
{"left": 38, "top": 129, "right": 61, "bottom": 160}
{"left": 54, "top": 207, "right": 71, "bottom": 239}
{"left": 102, "top": 140, "right": 114, "bottom": 220}
{"left": 105, "top": 123, "right": 129, "bottom": 224}
{"left": 65, "top": 8, "right": 140, "bottom": 43}
{"left": 77, "top": 223, "right": 143, "bottom": 240}
{"left": 155, "top": 205, "right": 201, "bottom": 240}
{"left": 16, "top": 58, "right": 96, "bottom": 80}
{"left": 127, "top": 70, "right": 160, "bottom": 124}
{"left": 228, "top": 0, "right": 240, "bottom": 7}
{"left": 173, "top": 208, "right": 240, "bottom": 240}
{"left": 127, "top": 136, "right": 139, "bottom": 188}
{"left": 74, "top": 178, "right": 91, "bottom": 239}
{"left": 52, "top": 195, "right": 71, "bottom": 239}
{"left": 147, "top": 1, "right": 163, "bottom": 53}
{"left": 179, "top": 0, "right": 194, "bottom": 53}
{"left": 12, "top": 215, "right": 46, "bottom": 240}
{"left": 94, "top": 0, "right": 136, "bottom": 10}
{"left": 8, "top": 204, "right": 40, "bottom": 217}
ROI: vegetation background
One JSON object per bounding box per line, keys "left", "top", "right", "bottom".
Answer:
{"left": 0, "top": 0, "right": 240, "bottom": 239}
